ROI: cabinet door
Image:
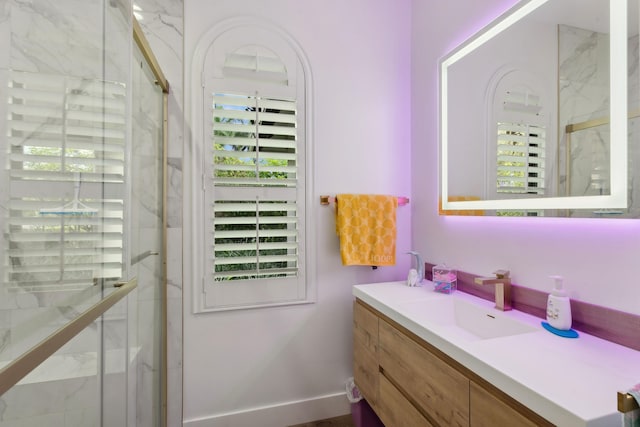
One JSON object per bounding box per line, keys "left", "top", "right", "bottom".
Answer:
{"left": 470, "top": 381, "right": 548, "bottom": 427}
{"left": 353, "top": 301, "right": 379, "bottom": 406}
{"left": 379, "top": 319, "right": 470, "bottom": 427}
{"left": 378, "top": 373, "right": 434, "bottom": 427}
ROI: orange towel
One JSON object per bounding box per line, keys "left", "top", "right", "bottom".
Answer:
{"left": 335, "top": 194, "right": 397, "bottom": 266}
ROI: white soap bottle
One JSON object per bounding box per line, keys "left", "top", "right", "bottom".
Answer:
{"left": 546, "top": 275, "right": 572, "bottom": 330}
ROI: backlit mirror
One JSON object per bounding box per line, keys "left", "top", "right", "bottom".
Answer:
{"left": 439, "top": 0, "right": 639, "bottom": 217}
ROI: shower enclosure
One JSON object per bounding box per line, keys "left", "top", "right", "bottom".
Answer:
{"left": 0, "top": 1, "right": 168, "bottom": 426}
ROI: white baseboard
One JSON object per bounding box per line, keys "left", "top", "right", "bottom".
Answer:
{"left": 183, "top": 391, "right": 351, "bottom": 427}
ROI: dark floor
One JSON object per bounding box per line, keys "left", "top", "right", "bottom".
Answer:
{"left": 289, "top": 414, "right": 354, "bottom": 427}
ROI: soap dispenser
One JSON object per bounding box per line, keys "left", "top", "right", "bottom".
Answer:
{"left": 406, "top": 251, "right": 424, "bottom": 286}
{"left": 546, "top": 275, "right": 572, "bottom": 330}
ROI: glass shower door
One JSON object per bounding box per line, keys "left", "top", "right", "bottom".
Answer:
{"left": 0, "top": 0, "right": 167, "bottom": 425}
{"left": 117, "top": 37, "right": 166, "bottom": 427}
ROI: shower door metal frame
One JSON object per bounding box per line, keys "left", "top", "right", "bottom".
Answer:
{"left": 133, "top": 16, "right": 170, "bottom": 427}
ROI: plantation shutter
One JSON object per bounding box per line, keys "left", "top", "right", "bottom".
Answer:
{"left": 212, "top": 94, "right": 297, "bottom": 187}
{"left": 5, "top": 71, "right": 126, "bottom": 292}
{"left": 496, "top": 88, "right": 546, "bottom": 195}
{"left": 195, "top": 32, "right": 310, "bottom": 312}
{"left": 496, "top": 123, "right": 545, "bottom": 195}
{"left": 211, "top": 93, "right": 299, "bottom": 283}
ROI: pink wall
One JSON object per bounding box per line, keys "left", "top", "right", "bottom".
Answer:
{"left": 411, "top": 0, "right": 640, "bottom": 315}
{"left": 182, "top": 1, "right": 640, "bottom": 425}
{"left": 183, "top": 0, "right": 412, "bottom": 425}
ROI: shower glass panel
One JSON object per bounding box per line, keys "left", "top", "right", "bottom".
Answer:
{"left": 0, "top": 296, "right": 130, "bottom": 426}
{"left": 0, "top": 0, "right": 166, "bottom": 426}
{"left": 122, "top": 40, "right": 166, "bottom": 427}
{"left": 1, "top": 0, "right": 128, "bottom": 385}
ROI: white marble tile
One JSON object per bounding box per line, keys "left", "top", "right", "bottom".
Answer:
{"left": 0, "top": 412, "right": 66, "bottom": 427}
{"left": 0, "top": 1, "right": 10, "bottom": 70}
{"left": 136, "top": 0, "right": 182, "bottom": 17}
{"left": 559, "top": 25, "right": 640, "bottom": 216}
{"left": 102, "top": 371, "right": 128, "bottom": 427}
{"left": 65, "top": 409, "right": 100, "bottom": 427}
{"left": 167, "top": 93, "right": 185, "bottom": 160}
{"left": 166, "top": 227, "right": 183, "bottom": 298}
{"left": 166, "top": 365, "right": 183, "bottom": 427}
{"left": 0, "top": 374, "right": 98, "bottom": 421}
{"left": 0, "top": 310, "right": 10, "bottom": 363}
{"left": 9, "top": 0, "right": 104, "bottom": 77}
{"left": 167, "top": 157, "right": 183, "bottom": 228}
{"left": 0, "top": 69, "right": 7, "bottom": 234}
{"left": 135, "top": 254, "right": 164, "bottom": 301}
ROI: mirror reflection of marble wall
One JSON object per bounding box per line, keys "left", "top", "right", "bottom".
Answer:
{"left": 559, "top": 25, "right": 640, "bottom": 218}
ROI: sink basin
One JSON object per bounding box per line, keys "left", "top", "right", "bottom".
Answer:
{"left": 398, "top": 296, "right": 539, "bottom": 340}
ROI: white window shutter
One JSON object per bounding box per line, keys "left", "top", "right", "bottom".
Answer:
{"left": 496, "top": 122, "right": 546, "bottom": 195}
{"left": 496, "top": 87, "right": 546, "bottom": 196}
{"left": 197, "top": 35, "right": 309, "bottom": 311}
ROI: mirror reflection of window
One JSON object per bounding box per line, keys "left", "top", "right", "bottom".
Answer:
{"left": 496, "top": 87, "right": 546, "bottom": 197}
{"left": 489, "top": 67, "right": 551, "bottom": 197}
{"left": 489, "top": 72, "right": 550, "bottom": 217}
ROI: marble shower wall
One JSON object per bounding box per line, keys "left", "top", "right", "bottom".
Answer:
{"left": 559, "top": 24, "right": 640, "bottom": 217}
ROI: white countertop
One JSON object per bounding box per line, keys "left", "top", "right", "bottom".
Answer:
{"left": 353, "top": 281, "right": 640, "bottom": 427}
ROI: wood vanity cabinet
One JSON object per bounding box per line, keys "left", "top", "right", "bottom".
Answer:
{"left": 469, "top": 381, "right": 541, "bottom": 427}
{"left": 353, "top": 299, "right": 553, "bottom": 427}
{"left": 379, "top": 318, "right": 468, "bottom": 426}
{"left": 353, "top": 300, "right": 380, "bottom": 409}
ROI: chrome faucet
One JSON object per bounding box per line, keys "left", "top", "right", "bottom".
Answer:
{"left": 474, "top": 269, "right": 512, "bottom": 311}
{"left": 407, "top": 251, "right": 424, "bottom": 284}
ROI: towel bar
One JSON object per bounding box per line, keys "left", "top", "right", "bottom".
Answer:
{"left": 618, "top": 392, "right": 639, "bottom": 413}
{"left": 320, "top": 195, "right": 410, "bottom": 206}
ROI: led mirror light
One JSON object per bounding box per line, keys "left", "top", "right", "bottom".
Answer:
{"left": 439, "top": 0, "right": 628, "bottom": 212}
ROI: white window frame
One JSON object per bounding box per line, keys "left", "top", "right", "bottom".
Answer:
{"left": 188, "top": 18, "right": 315, "bottom": 313}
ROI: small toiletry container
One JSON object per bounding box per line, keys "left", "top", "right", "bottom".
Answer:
{"left": 546, "top": 275, "right": 572, "bottom": 330}
{"left": 432, "top": 264, "right": 457, "bottom": 294}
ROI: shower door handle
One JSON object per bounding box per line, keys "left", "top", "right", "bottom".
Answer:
{"left": 114, "top": 277, "right": 137, "bottom": 288}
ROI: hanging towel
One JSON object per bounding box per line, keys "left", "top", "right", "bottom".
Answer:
{"left": 335, "top": 194, "right": 397, "bottom": 267}
{"left": 623, "top": 385, "right": 640, "bottom": 427}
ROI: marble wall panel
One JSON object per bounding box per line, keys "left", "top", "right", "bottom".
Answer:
{"left": 0, "top": 355, "right": 100, "bottom": 426}
{"left": 8, "top": 0, "right": 104, "bottom": 77}
{"left": 559, "top": 25, "right": 640, "bottom": 217}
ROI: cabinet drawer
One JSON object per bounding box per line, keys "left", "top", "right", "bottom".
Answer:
{"left": 353, "top": 301, "right": 378, "bottom": 354}
{"left": 379, "top": 319, "right": 470, "bottom": 427}
{"left": 354, "top": 334, "right": 378, "bottom": 406}
{"left": 353, "top": 301, "right": 379, "bottom": 406}
{"left": 378, "top": 373, "right": 434, "bottom": 427}
{"left": 470, "top": 381, "right": 550, "bottom": 427}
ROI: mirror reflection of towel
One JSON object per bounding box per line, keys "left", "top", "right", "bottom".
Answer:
{"left": 335, "top": 194, "right": 397, "bottom": 266}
